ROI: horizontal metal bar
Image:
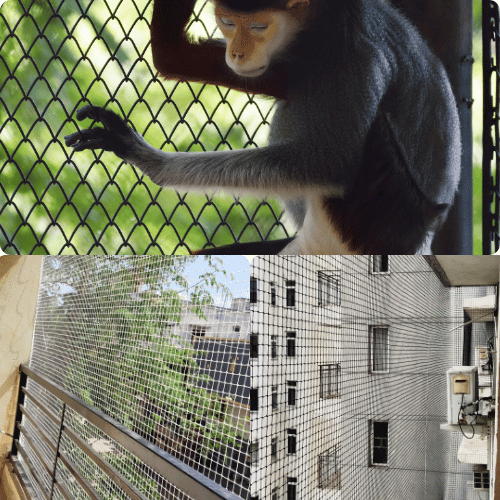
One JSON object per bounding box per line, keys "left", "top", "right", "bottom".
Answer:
{"left": 22, "top": 387, "right": 60, "bottom": 426}
{"left": 57, "top": 452, "right": 104, "bottom": 500}
{"left": 17, "top": 423, "right": 53, "bottom": 478}
{"left": 12, "top": 426, "right": 74, "bottom": 500}
{"left": 20, "top": 364, "right": 242, "bottom": 500}
{"left": 14, "top": 440, "right": 50, "bottom": 500}
{"left": 22, "top": 391, "right": 148, "bottom": 500}
{"left": 63, "top": 424, "right": 149, "bottom": 500}
{"left": 18, "top": 405, "right": 57, "bottom": 453}
{"left": 9, "top": 455, "right": 37, "bottom": 500}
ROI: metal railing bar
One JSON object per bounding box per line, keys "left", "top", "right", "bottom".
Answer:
{"left": 63, "top": 424, "right": 149, "bottom": 500}
{"left": 22, "top": 387, "right": 60, "bottom": 426}
{"left": 16, "top": 423, "right": 54, "bottom": 478}
{"left": 18, "top": 405, "right": 57, "bottom": 453}
{"left": 22, "top": 397, "right": 149, "bottom": 500}
{"left": 14, "top": 440, "right": 51, "bottom": 500}
{"left": 49, "top": 403, "right": 66, "bottom": 500}
{"left": 12, "top": 369, "right": 28, "bottom": 457}
{"left": 20, "top": 364, "right": 242, "bottom": 500}
{"left": 57, "top": 451, "right": 104, "bottom": 500}
{"left": 55, "top": 481, "right": 77, "bottom": 500}
{"left": 10, "top": 456, "right": 38, "bottom": 500}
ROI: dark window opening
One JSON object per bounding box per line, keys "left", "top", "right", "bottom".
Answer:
{"left": 287, "top": 381, "right": 297, "bottom": 406}
{"left": 286, "top": 280, "right": 296, "bottom": 307}
{"left": 372, "top": 255, "right": 389, "bottom": 273}
{"left": 250, "top": 277, "right": 257, "bottom": 303}
{"left": 250, "top": 388, "right": 258, "bottom": 412}
{"left": 270, "top": 282, "right": 276, "bottom": 305}
{"left": 250, "top": 334, "right": 258, "bottom": 358}
{"left": 286, "top": 331, "right": 296, "bottom": 357}
{"left": 372, "top": 421, "right": 389, "bottom": 465}
{"left": 287, "top": 429, "right": 297, "bottom": 454}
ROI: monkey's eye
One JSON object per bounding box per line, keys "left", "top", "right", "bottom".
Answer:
{"left": 250, "top": 23, "right": 268, "bottom": 32}
{"left": 220, "top": 17, "right": 235, "bottom": 27}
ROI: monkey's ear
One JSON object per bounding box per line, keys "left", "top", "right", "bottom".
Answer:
{"left": 286, "top": 0, "right": 310, "bottom": 9}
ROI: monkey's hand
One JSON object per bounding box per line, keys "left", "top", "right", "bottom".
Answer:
{"left": 64, "top": 105, "right": 148, "bottom": 164}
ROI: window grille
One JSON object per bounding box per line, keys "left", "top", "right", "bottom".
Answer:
{"left": 371, "top": 326, "right": 389, "bottom": 372}
{"left": 319, "top": 364, "right": 340, "bottom": 399}
{"left": 318, "top": 445, "right": 340, "bottom": 489}
{"left": 20, "top": 255, "right": 250, "bottom": 500}
{"left": 371, "top": 421, "right": 389, "bottom": 466}
{"left": 318, "top": 271, "right": 340, "bottom": 306}
{"left": 250, "top": 255, "right": 495, "bottom": 499}
{"left": 0, "top": 0, "right": 290, "bottom": 254}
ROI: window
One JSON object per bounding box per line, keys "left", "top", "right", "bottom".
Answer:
{"left": 371, "top": 326, "right": 389, "bottom": 372}
{"left": 286, "top": 280, "right": 296, "bottom": 307}
{"left": 287, "top": 381, "right": 297, "bottom": 406}
{"left": 250, "top": 334, "right": 258, "bottom": 358}
{"left": 474, "top": 465, "right": 490, "bottom": 489}
{"left": 272, "top": 386, "right": 278, "bottom": 410}
{"left": 271, "top": 335, "right": 278, "bottom": 358}
{"left": 372, "top": 255, "right": 389, "bottom": 273}
{"left": 271, "top": 437, "right": 278, "bottom": 460}
{"left": 250, "top": 388, "right": 258, "bottom": 412}
{"left": 286, "top": 332, "right": 296, "bottom": 357}
{"left": 287, "top": 478, "right": 297, "bottom": 500}
{"left": 371, "top": 421, "right": 389, "bottom": 465}
{"left": 271, "top": 488, "right": 278, "bottom": 500}
{"left": 318, "top": 446, "right": 341, "bottom": 489}
{"left": 270, "top": 282, "right": 276, "bottom": 305}
{"left": 250, "top": 441, "right": 259, "bottom": 465}
{"left": 250, "top": 277, "right": 257, "bottom": 303}
{"left": 318, "top": 271, "right": 340, "bottom": 306}
{"left": 191, "top": 325, "right": 207, "bottom": 340}
{"left": 287, "top": 429, "right": 297, "bottom": 454}
{"left": 320, "top": 364, "right": 340, "bottom": 398}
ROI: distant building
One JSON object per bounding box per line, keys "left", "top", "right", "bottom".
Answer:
{"left": 249, "top": 256, "right": 495, "bottom": 500}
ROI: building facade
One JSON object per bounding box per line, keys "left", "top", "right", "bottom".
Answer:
{"left": 249, "top": 256, "right": 495, "bottom": 500}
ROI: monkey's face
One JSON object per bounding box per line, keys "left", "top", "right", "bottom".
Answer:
{"left": 214, "top": 4, "right": 301, "bottom": 77}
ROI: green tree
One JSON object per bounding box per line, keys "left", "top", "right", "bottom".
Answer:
{"left": 37, "top": 256, "right": 247, "bottom": 498}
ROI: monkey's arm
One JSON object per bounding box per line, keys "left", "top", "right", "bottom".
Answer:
{"left": 151, "top": 0, "right": 287, "bottom": 99}
{"left": 64, "top": 105, "right": 346, "bottom": 197}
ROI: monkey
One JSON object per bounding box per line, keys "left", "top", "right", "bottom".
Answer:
{"left": 64, "top": 0, "right": 461, "bottom": 255}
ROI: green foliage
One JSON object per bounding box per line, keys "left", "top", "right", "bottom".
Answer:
{"left": 0, "top": 0, "right": 290, "bottom": 254}
{"left": 41, "top": 256, "right": 246, "bottom": 496}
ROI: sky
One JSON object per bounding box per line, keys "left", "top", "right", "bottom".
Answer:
{"left": 178, "top": 255, "right": 251, "bottom": 306}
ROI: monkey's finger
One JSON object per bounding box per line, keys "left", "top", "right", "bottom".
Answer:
{"left": 71, "top": 139, "right": 111, "bottom": 152}
{"left": 76, "top": 105, "right": 129, "bottom": 134}
{"left": 64, "top": 128, "right": 110, "bottom": 150}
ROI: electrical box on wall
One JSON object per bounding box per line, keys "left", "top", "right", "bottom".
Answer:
{"left": 447, "top": 366, "right": 478, "bottom": 425}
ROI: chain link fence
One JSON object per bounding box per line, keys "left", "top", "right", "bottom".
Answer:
{"left": 0, "top": 0, "right": 291, "bottom": 254}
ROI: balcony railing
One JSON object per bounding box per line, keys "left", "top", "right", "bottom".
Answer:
{"left": 9, "top": 364, "right": 242, "bottom": 500}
